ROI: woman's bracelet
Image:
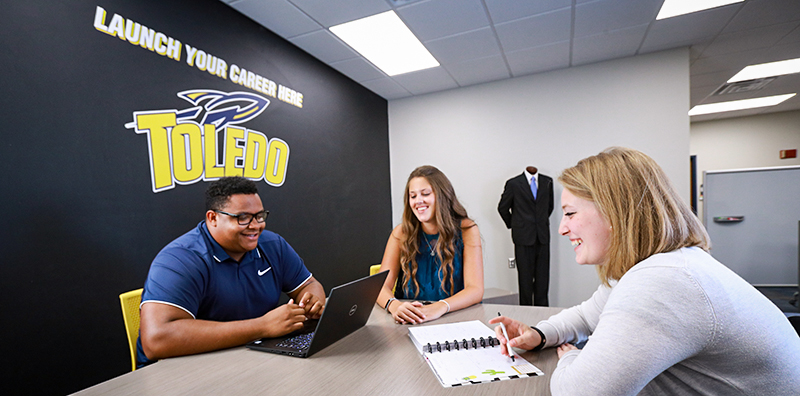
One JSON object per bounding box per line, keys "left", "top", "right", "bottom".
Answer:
{"left": 530, "top": 326, "right": 546, "bottom": 351}
{"left": 384, "top": 298, "right": 397, "bottom": 312}
{"left": 439, "top": 299, "right": 450, "bottom": 313}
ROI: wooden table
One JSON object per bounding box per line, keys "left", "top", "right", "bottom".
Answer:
{"left": 74, "top": 303, "right": 563, "bottom": 395}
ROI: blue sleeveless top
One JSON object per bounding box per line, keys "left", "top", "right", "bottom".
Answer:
{"left": 400, "top": 230, "right": 464, "bottom": 301}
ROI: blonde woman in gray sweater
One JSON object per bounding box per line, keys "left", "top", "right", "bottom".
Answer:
{"left": 492, "top": 147, "right": 800, "bottom": 395}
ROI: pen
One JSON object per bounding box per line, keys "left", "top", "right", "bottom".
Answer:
{"left": 497, "top": 312, "right": 516, "bottom": 362}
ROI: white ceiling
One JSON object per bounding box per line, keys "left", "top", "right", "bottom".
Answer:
{"left": 221, "top": 0, "right": 800, "bottom": 122}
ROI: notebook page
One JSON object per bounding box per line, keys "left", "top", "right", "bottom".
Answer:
{"left": 424, "top": 346, "right": 542, "bottom": 386}
{"left": 408, "top": 320, "right": 494, "bottom": 352}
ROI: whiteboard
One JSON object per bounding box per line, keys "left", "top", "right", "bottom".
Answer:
{"left": 703, "top": 166, "right": 800, "bottom": 286}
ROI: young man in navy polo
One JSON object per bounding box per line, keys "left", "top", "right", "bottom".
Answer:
{"left": 137, "top": 177, "right": 325, "bottom": 367}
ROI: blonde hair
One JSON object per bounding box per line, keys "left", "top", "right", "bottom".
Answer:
{"left": 400, "top": 165, "right": 473, "bottom": 297}
{"left": 558, "top": 147, "right": 710, "bottom": 286}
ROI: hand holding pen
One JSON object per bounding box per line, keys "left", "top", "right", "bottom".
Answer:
{"left": 493, "top": 312, "right": 516, "bottom": 361}
{"left": 489, "top": 313, "right": 542, "bottom": 357}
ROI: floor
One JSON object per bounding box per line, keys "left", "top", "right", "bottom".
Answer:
{"left": 755, "top": 286, "right": 799, "bottom": 314}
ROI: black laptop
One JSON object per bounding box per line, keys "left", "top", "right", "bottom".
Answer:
{"left": 246, "top": 270, "right": 388, "bottom": 358}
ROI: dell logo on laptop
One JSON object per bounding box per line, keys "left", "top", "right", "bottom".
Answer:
{"left": 349, "top": 305, "right": 357, "bottom": 316}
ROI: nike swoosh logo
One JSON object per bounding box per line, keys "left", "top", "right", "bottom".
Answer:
{"left": 258, "top": 267, "right": 271, "bottom": 276}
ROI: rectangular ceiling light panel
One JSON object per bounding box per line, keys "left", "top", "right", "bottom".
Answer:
{"left": 688, "top": 93, "right": 796, "bottom": 116}
{"left": 330, "top": 11, "right": 439, "bottom": 76}
{"left": 657, "top": 0, "right": 744, "bottom": 20}
{"left": 728, "top": 58, "right": 800, "bottom": 83}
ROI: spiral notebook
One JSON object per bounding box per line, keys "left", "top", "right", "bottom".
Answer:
{"left": 408, "top": 320, "right": 543, "bottom": 387}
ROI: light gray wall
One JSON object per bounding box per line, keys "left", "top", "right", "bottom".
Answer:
{"left": 691, "top": 110, "right": 800, "bottom": 220}
{"left": 388, "top": 48, "right": 690, "bottom": 308}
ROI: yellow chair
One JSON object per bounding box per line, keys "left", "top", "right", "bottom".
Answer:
{"left": 369, "top": 264, "right": 381, "bottom": 276}
{"left": 370, "top": 264, "right": 395, "bottom": 293}
{"left": 119, "top": 288, "right": 143, "bottom": 371}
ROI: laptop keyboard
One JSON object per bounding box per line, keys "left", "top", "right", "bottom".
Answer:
{"left": 276, "top": 331, "right": 315, "bottom": 349}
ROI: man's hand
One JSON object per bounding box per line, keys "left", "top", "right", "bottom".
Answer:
{"left": 260, "top": 299, "right": 307, "bottom": 338}
{"left": 296, "top": 291, "right": 324, "bottom": 319}
{"left": 287, "top": 276, "right": 326, "bottom": 320}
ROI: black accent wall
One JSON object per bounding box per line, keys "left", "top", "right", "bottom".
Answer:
{"left": 0, "top": 1, "right": 391, "bottom": 394}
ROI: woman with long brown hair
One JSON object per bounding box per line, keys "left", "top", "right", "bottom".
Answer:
{"left": 376, "top": 165, "right": 484, "bottom": 324}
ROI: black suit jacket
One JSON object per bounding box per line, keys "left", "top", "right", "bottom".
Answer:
{"left": 498, "top": 173, "right": 554, "bottom": 245}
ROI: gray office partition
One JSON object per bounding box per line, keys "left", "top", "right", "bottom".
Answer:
{"left": 703, "top": 166, "right": 800, "bottom": 285}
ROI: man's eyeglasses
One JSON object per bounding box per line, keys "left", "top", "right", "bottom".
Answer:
{"left": 215, "top": 210, "right": 269, "bottom": 226}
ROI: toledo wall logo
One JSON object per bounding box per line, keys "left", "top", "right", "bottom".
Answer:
{"left": 126, "top": 90, "right": 289, "bottom": 193}
{"left": 93, "top": 5, "right": 307, "bottom": 193}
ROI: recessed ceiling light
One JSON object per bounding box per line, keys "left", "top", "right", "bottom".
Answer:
{"left": 688, "top": 93, "right": 796, "bottom": 116}
{"left": 330, "top": 11, "right": 439, "bottom": 76}
{"left": 728, "top": 58, "right": 800, "bottom": 83}
{"left": 656, "top": 0, "right": 744, "bottom": 20}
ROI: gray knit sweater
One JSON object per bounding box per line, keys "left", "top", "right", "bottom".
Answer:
{"left": 537, "top": 247, "right": 800, "bottom": 395}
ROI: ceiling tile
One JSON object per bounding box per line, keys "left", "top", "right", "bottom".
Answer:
{"left": 770, "top": 99, "right": 800, "bottom": 113}
{"left": 776, "top": 24, "right": 800, "bottom": 45}
{"left": 691, "top": 86, "right": 716, "bottom": 105}
{"left": 288, "top": 0, "right": 391, "bottom": 27}
{"left": 640, "top": 7, "right": 739, "bottom": 54}
{"left": 690, "top": 49, "right": 764, "bottom": 75}
{"left": 722, "top": 0, "right": 800, "bottom": 33}
{"left": 425, "top": 27, "right": 501, "bottom": 65}
{"left": 495, "top": 8, "right": 571, "bottom": 52}
{"left": 396, "top": 0, "right": 489, "bottom": 41}
{"left": 573, "top": 0, "right": 660, "bottom": 38}
{"left": 690, "top": 70, "right": 735, "bottom": 91}
{"left": 329, "top": 58, "right": 386, "bottom": 83}
{"left": 484, "top": 0, "right": 571, "bottom": 24}
{"left": 444, "top": 55, "right": 510, "bottom": 86}
{"left": 702, "top": 22, "right": 797, "bottom": 58}
{"left": 288, "top": 30, "right": 358, "bottom": 63}
{"left": 572, "top": 24, "right": 647, "bottom": 66}
{"left": 689, "top": 40, "right": 713, "bottom": 63}
{"left": 751, "top": 73, "right": 800, "bottom": 95}
{"left": 360, "top": 77, "right": 411, "bottom": 100}
{"left": 750, "top": 41, "right": 800, "bottom": 64}
{"left": 392, "top": 67, "right": 459, "bottom": 95}
{"left": 505, "top": 41, "right": 570, "bottom": 76}
{"left": 224, "top": 0, "right": 800, "bottom": 116}
{"left": 227, "top": 0, "right": 321, "bottom": 38}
